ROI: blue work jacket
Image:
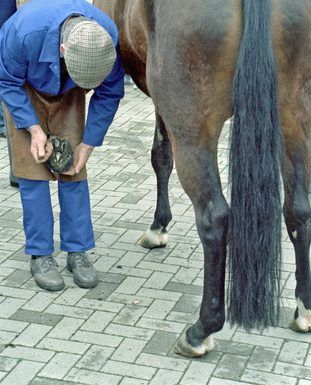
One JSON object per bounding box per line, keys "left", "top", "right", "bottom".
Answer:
{"left": 0, "top": 0, "right": 125, "bottom": 147}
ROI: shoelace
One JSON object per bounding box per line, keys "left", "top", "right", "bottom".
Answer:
{"left": 71, "top": 252, "right": 91, "bottom": 268}
{"left": 40, "top": 256, "right": 58, "bottom": 273}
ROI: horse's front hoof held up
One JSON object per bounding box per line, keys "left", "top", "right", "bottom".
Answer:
{"left": 139, "top": 227, "right": 168, "bottom": 249}
{"left": 174, "top": 332, "right": 215, "bottom": 358}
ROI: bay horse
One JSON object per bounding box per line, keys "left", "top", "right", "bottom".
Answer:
{"left": 94, "top": 0, "right": 311, "bottom": 357}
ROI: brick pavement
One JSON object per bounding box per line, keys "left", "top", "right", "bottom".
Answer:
{"left": 0, "top": 85, "right": 310, "bottom": 385}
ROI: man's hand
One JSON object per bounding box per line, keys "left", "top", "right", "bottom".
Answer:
{"left": 28, "top": 124, "right": 53, "bottom": 163}
{"left": 74, "top": 143, "right": 94, "bottom": 174}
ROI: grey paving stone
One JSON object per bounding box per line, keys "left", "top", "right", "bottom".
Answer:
{"left": 149, "top": 368, "right": 183, "bottom": 385}
{"left": 0, "top": 346, "right": 54, "bottom": 362}
{"left": 165, "top": 282, "right": 203, "bottom": 296}
{"left": 119, "top": 378, "right": 148, "bottom": 385}
{"left": 76, "top": 345, "right": 114, "bottom": 371}
{"left": 144, "top": 330, "right": 179, "bottom": 356}
{"left": 143, "top": 299, "right": 176, "bottom": 320}
{"left": 102, "top": 360, "right": 157, "bottom": 380}
{"left": 0, "top": 357, "right": 18, "bottom": 372}
{"left": 12, "top": 324, "right": 51, "bottom": 347}
{"left": 274, "top": 362, "right": 311, "bottom": 380}
{"left": 0, "top": 360, "right": 44, "bottom": 385}
{"left": 173, "top": 293, "right": 201, "bottom": 314}
{"left": 105, "top": 323, "right": 155, "bottom": 341}
{"left": 279, "top": 341, "right": 309, "bottom": 365}
{"left": 71, "top": 330, "right": 122, "bottom": 348}
{"left": 241, "top": 369, "right": 297, "bottom": 385}
{"left": 65, "top": 367, "right": 121, "bottom": 385}
{"left": 247, "top": 346, "right": 279, "bottom": 371}
{"left": 38, "top": 352, "right": 80, "bottom": 380}
{"left": 113, "top": 304, "right": 146, "bottom": 326}
{"left": 111, "top": 338, "right": 147, "bottom": 363}
{"left": 10, "top": 309, "right": 63, "bottom": 327}
{"left": 180, "top": 361, "right": 215, "bottom": 385}
{"left": 83, "top": 281, "right": 120, "bottom": 301}
{"left": 213, "top": 354, "right": 248, "bottom": 381}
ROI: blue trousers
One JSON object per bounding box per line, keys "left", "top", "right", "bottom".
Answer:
{"left": 19, "top": 179, "right": 95, "bottom": 255}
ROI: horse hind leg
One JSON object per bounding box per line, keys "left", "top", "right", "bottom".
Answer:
{"left": 165, "top": 119, "right": 228, "bottom": 357}
{"left": 140, "top": 112, "right": 173, "bottom": 248}
{"left": 282, "top": 123, "right": 311, "bottom": 332}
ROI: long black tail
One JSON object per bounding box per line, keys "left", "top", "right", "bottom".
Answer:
{"left": 228, "top": 0, "right": 283, "bottom": 330}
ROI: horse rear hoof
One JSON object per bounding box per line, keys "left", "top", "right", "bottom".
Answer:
{"left": 290, "top": 302, "right": 311, "bottom": 333}
{"left": 290, "top": 318, "right": 311, "bottom": 333}
{"left": 139, "top": 228, "right": 168, "bottom": 249}
{"left": 174, "top": 332, "right": 214, "bottom": 358}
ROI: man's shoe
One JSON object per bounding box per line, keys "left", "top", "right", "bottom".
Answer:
{"left": 30, "top": 256, "right": 65, "bottom": 291}
{"left": 67, "top": 252, "right": 98, "bottom": 288}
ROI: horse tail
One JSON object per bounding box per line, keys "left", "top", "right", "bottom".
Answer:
{"left": 228, "top": 0, "right": 283, "bottom": 330}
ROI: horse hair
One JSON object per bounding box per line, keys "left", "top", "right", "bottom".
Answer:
{"left": 227, "top": 0, "right": 283, "bottom": 330}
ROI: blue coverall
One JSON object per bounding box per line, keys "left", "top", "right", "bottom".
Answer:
{"left": 0, "top": 0, "right": 125, "bottom": 255}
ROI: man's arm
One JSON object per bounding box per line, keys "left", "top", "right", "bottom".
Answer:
{"left": 0, "top": 23, "right": 40, "bottom": 128}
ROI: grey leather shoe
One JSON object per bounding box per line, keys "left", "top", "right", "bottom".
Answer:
{"left": 30, "top": 256, "right": 65, "bottom": 291}
{"left": 67, "top": 252, "right": 98, "bottom": 288}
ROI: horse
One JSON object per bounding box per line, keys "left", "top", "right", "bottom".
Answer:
{"left": 94, "top": 0, "right": 311, "bottom": 357}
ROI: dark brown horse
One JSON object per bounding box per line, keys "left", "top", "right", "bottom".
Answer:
{"left": 94, "top": 0, "right": 311, "bottom": 357}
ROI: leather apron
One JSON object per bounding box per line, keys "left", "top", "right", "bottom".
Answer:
{"left": 4, "top": 86, "right": 87, "bottom": 182}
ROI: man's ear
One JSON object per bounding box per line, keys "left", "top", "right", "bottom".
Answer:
{"left": 60, "top": 43, "right": 66, "bottom": 54}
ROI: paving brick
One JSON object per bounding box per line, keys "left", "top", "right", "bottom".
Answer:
{"left": 247, "top": 346, "right": 278, "bottom": 371}
{"left": 274, "top": 362, "right": 311, "bottom": 380}
{"left": 80, "top": 311, "right": 115, "bottom": 332}
{"left": 37, "top": 337, "right": 89, "bottom": 355}
{"left": 113, "top": 304, "right": 146, "bottom": 326}
{"left": 137, "top": 352, "right": 189, "bottom": 371}
{"left": 107, "top": 292, "right": 153, "bottom": 307}
{"left": 76, "top": 345, "right": 114, "bottom": 371}
{"left": 0, "top": 360, "right": 44, "bottom": 385}
{"left": 149, "top": 368, "right": 183, "bottom": 385}
{"left": 0, "top": 286, "right": 35, "bottom": 300}
{"left": 241, "top": 369, "right": 297, "bottom": 385}
{"left": 102, "top": 360, "right": 156, "bottom": 380}
{"left": 115, "top": 277, "right": 146, "bottom": 294}
{"left": 209, "top": 379, "right": 252, "bottom": 385}
{"left": 0, "top": 319, "right": 28, "bottom": 333}
{"left": 143, "top": 299, "right": 176, "bottom": 320}
{"left": 47, "top": 317, "right": 85, "bottom": 340}
{"left": 213, "top": 353, "right": 248, "bottom": 381}
{"left": 75, "top": 298, "right": 124, "bottom": 313}
{"left": 180, "top": 361, "right": 215, "bottom": 385}
{"left": 144, "top": 271, "right": 174, "bottom": 289}
{"left": 0, "top": 357, "right": 18, "bottom": 372}
{"left": 233, "top": 331, "right": 283, "bottom": 349}
{"left": 0, "top": 330, "right": 17, "bottom": 345}
{"left": 119, "top": 378, "right": 148, "bottom": 385}
{"left": 44, "top": 304, "right": 94, "bottom": 319}
{"left": 0, "top": 297, "right": 26, "bottom": 318}
{"left": 10, "top": 309, "right": 63, "bottom": 326}
{"left": 136, "top": 318, "right": 186, "bottom": 334}
{"left": 137, "top": 287, "right": 182, "bottom": 301}
{"left": 38, "top": 352, "right": 80, "bottom": 379}
{"left": 0, "top": 346, "right": 54, "bottom": 362}
{"left": 65, "top": 367, "right": 121, "bottom": 385}
{"left": 279, "top": 341, "right": 309, "bottom": 365}
{"left": 144, "top": 330, "right": 179, "bottom": 356}
{"left": 13, "top": 323, "right": 51, "bottom": 347}
{"left": 72, "top": 330, "right": 122, "bottom": 348}
{"left": 111, "top": 338, "right": 147, "bottom": 363}
{"left": 105, "top": 323, "right": 154, "bottom": 341}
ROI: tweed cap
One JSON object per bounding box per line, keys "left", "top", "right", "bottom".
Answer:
{"left": 62, "top": 16, "right": 116, "bottom": 89}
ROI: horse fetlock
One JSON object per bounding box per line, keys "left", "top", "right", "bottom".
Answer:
{"left": 290, "top": 299, "right": 311, "bottom": 333}
{"left": 139, "top": 227, "right": 168, "bottom": 249}
{"left": 174, "top": 331, "right": 215, "bottom": 358}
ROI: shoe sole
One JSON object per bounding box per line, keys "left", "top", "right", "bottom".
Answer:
{"left": 67, "top": 264, "right": 98, "bottom": 289}
{"left": 30, "top": 270, "right": 65, "bottom": 292}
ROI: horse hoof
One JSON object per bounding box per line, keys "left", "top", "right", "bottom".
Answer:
{"left": 290, "top": 301, "right": 311, "bottom": 333}
{"left": 174, "top": 332, "right": 215, "bottom": 358}
{"left": 139, "top": 228, "right": 168, "bottom": 249}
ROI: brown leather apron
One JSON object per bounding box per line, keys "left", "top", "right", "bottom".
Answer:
{"left": 4, "top": 86, "right": 87, "bottom": 182}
